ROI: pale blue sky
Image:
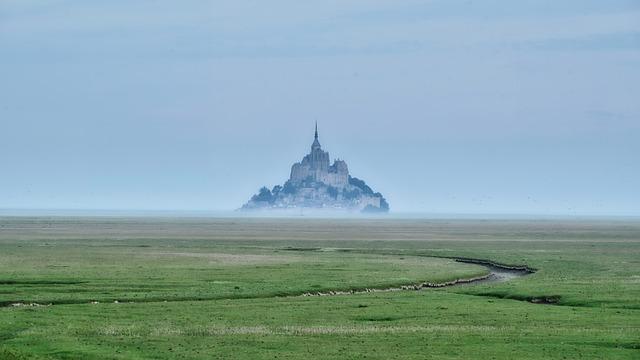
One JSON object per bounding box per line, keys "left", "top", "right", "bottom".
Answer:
{"left": 1, "top": 0, "right": 639, "bottom": 215}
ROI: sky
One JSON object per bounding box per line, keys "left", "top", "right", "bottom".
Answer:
{"left": 1, "top": 0, "right": 639, "bottom": 215}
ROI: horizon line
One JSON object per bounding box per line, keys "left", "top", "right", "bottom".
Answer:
{"left": 1, "top": 208, "right": 639, "bottom": 219}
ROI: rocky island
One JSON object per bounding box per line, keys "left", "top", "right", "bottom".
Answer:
{"left": 241, "top": 124, "right": 389, "bottom": 213}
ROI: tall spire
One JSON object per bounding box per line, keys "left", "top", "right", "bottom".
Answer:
{"left": 311, "top": 121, "right": 321, "bottom": 150}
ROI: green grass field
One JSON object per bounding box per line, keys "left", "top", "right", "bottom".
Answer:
{"left": 1, "top": 217, "right": 639, "bottom": 359}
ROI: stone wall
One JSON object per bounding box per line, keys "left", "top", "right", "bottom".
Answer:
{"left": 357, "top": 195, "right": 381, "bottom": 209}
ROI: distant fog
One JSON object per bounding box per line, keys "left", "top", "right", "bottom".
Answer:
{"left": 1, "top": 1, "right": 638, "bottom": 216}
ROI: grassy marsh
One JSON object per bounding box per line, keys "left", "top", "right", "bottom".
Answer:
{"left": 0, "top": 217, "right": 638, "bottom": 359}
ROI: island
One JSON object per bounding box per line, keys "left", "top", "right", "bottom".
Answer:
{"left": 241, "top": 124, "right": 389, "bottom": 213}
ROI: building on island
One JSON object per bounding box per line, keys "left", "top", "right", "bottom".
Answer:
{"left": 241, "top": 123, "right": 388, "bottom": 213}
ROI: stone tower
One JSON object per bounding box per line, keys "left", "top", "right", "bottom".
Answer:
{"left": 289, "top": 123, "right": 349, "bottom": 188}
{"left": 308, "top": 122, "right": 330, "bottom": 172}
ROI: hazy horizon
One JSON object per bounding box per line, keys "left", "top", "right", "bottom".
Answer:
{"left": 2, "top": 1, "right": 639, "bottom": 216}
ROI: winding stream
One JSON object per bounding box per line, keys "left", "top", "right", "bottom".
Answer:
{"left": 4, "top": 257, "right": 535, "bottom": 307}
{"left": 452, "top": 258, "right": 534, "bottom": 284}
{"left": 300, "top": 258, "right": 534, "bottom": 297}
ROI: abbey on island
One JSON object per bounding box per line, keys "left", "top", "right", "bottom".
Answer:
{"left": 241, "top": 124, "right": 389, "bottom": 212}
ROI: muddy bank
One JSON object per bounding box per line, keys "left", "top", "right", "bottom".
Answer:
{"left": 452, "top": 257, "right": 536, "bottom": 273}
{"left": 451, "top": 258, "right": 535, "bottom": 285}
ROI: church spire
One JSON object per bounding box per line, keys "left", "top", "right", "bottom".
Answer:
{"left": 311, "top": 121, "right": 321, "bottom": 151}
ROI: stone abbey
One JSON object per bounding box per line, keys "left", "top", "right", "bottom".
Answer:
{"left": 289, "top": 123, "right": 349, "bottom": 188}
{"left": 241, "top": 124, "right": 389, "bottom": 212}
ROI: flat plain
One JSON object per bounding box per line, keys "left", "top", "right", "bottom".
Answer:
{"left": 0, "top": 217, "right": 638, "bottom": 359}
